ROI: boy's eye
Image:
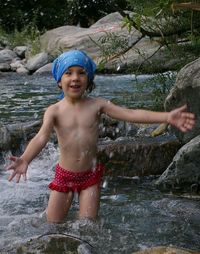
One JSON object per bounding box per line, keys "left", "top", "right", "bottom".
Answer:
{"left": 64, "top": 70, "right": 87, "bottom": 76}
{"left": 79, "top": 70, "right": 87, "bottom": 75}
{"left": 64, "top": 71, "right": 71, "bottom": 75}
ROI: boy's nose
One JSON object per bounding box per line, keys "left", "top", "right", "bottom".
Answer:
{"left": 71, "top": 72, "right": 79, "bottom": 80}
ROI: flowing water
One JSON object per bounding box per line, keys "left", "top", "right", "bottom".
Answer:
{"left": 0, "top": 73, "right": 200, "bottom": 253}
{"left": 0, "top": 72, "right": 158, "bottom": 125}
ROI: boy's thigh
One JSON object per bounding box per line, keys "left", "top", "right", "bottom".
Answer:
{"left": 46, "top": 190, "right": 73, "bottom": 222}
{"left": 79, "top": 184, "right": 101, "bottom": 219}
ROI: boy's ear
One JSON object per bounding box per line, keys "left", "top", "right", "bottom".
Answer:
{"left": 58, "top": 82, "right": 62, "bottom": 89}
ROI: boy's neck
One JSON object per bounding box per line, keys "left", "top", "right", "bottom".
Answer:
{"left": 64, "top": 95, "right": 87, "bottom": 105}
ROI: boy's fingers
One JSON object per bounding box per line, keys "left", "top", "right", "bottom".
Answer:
{"left": 23, "top": 173, "right": 27, "bottom": 181}
{"left": 183, "top": 112, "right": 195, "bottom": 119}
{"left": 9, "top": 156, "right": 18, "bottom": 162}
{"left": 8, "top": 171, "right": 16, "bottom": 182}
{"left": 16, "top": 174, "right": 21, "bottom": 183}
{"left": 6, "top": 164, "right": 14, "bottom": 171}
{"left": 179, "top": 126, "right": 187, "bottom": 132}
{"left": 181, "top": 104, "right": 187, "bottom": 110}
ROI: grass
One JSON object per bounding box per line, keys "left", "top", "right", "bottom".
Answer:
{"left": 0, "top": 23, "right": 42, "bottom": 58}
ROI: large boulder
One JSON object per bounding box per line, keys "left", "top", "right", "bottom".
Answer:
{"left": 165, "top": 57, "right": 200, "bottom": 143}
{"left": 40, "top": 12, "right": 161, "bottom": 71}
{"left": 155, "top": 135, "right": 200, "bottom": 193}
{"left": 98, "top": 135, "right": 181, "bottom": 177}
{"left": 25, "top": 52, "right": 49, "bottom": 72}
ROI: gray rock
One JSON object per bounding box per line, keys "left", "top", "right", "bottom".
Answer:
{"left": 77, "top": 243, "right": 92, "bottom": 254}
{"left": 10, "top": 60, "right": 24, "bottom": 71}
{"left": 155, "top": 135, "right": 200, "bottom": 193}
{"left": 40, "top": 12, "right": 160, "bottom": 71}
{"left": 26, "top": 52, "right": 49, "bottom": 71}
{"left": 98, "top": 135, "right": 181, "bottom": 177}
{"left": 13, "top": 46, "right": 27, "bottom": 58}
{"left": 0, "top": 121, "right": 41, "bottom": 151}
{"left": 0, "top": 62, "right": 10, "bottom": 71}
{"left": 16, "top": 66, "right": 29, "bottom": 74}
{"left": 165, "top": 57, "right": 200, "bottom": 143}
{"left": 0, "top": 49, "right": 17, "bottom": 63}
{"left": 0, "top": 125, "right": 11, "bottom": 150}
{"left": 34, "top": 62, "right": 52, "bottom": 74}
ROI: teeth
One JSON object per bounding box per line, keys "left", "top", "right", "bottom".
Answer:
{"left": 70, "top": 85, "right": 80, "bottom": 88}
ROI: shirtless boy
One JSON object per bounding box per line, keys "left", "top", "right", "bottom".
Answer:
{"left": 6, "top": 50, "right": 195, "bottom": 223}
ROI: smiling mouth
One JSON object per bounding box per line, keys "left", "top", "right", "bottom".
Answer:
{"left": 70, "top": 85, "right": 81, "bottom": 89}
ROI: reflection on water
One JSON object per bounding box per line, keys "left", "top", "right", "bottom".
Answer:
{"left": 0, "top": 143, "right": 200, "bottom": 253}
{"left": 0, "top": 73, "right": 159, "bottom": 125}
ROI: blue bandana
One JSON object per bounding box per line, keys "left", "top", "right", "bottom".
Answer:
{"left": 52, "top": 50, "right": 96, "bottom": 83}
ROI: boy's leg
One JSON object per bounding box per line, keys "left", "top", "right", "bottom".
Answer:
{"left": 46, "top": 190, "right": 74, "bottom": 223}
{"left": 79, "top": 184, "right": 100, "bottom": 219}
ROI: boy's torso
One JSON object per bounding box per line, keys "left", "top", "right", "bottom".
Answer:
{"left": 53, "top": 97, "right": 101, "bottom": 172}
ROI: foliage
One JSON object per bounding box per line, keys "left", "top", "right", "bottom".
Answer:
{"left": 92, "top": 0, "right": 200, "bottom": 74}
{"left": 0, "top": 23, "right": 41, "bottom": 56}
{"left": 136, "top": 72, "right": 176, "bottom": 110}
{"left": 66, "top": 0, "right": 127, "bottom": 27}
{"left": 90, "top": 32, "right": 130, "bottom": 70}
{"left": 0, "top": 0, "right": 69, "bottom": 32}
{"left": 125, "top": 0, "right": 200, "bottom": 35}
{"left": 0, "top": 0, "right": 128, "bottom": 32}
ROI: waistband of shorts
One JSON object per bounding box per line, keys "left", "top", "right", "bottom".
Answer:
{"left": 56, "top": 163, "right": 105, "bottom": 176}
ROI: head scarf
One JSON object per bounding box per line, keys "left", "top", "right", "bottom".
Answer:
{"left": 52, "top": 50, "right": 96, "bottom": 83}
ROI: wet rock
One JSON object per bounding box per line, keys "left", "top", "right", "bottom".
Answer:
{"left": 2, "top": 233, "right": 88, "bottom": 253}
{"left": 0, "top": 120, "right": 180, "bottom": 177}
{"left": 155, "top": 135, "right": 200, "bottom": 193}
{"left": 0, "top": 121, "right": 41, "bottom": 154}
{"left": 99, "top": 116, "right": 138, "bottom": 140}
{"left": 151, "top": 123, "right": 168, "bottom": 137}
{"left": 132, "top": 246, "right": 199, "bottom": 254}
{"left": 0, "top": 125, "right": 12, "bottom": 150}
{"left": 165, "top": 57, "right": 200, "bottom": 143}
{"left": 98, "top": 135, "right": 181, "bottom": 177}
{"left": 77, "top": 243, "right": 92, "bottom": 254}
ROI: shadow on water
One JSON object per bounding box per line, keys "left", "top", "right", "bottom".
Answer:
{"left": 0, "top": 143, "right": 200, "bottom": 253}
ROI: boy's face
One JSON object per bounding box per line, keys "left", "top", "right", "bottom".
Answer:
{"left": 59, "top": 66, "right": 88, "bottom": 99}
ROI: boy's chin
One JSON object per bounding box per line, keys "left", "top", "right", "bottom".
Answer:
{"left": 66, "top": 92, "right": 86, "bottom": 99}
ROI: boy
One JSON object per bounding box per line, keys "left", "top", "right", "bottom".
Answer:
{"left": 6, "top": 50, "right": 195, "bottom": 223}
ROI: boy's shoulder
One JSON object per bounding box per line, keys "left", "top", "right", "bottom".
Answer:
{"left": 88, "top": 96, "right": 107, "bottom": 104}
{"left": 45, "top": 101, "right": 61, "bottom": 115}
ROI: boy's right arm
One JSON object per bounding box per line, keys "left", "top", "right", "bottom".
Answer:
{"left": 6, "top": 106, "right": 55, "bottom": 182}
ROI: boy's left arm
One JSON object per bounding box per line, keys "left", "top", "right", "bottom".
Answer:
{"left": 99, "top": 99, "right": 195, "bottom": 132}
{"left": 167, "top": 104, "right": 195, "bottom": 132}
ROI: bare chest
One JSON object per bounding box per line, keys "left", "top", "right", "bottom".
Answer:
{"left": 55, "top": 107, "right": 100, "bottom": 134}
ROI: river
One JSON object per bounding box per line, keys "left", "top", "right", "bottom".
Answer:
{"left": 0, "top": 73, "right": 200, "bottom": 253}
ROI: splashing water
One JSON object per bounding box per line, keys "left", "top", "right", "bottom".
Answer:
{"left": 0, "top": 73, "right": 199, "bottom": 253}
{"left": 1, "top": 142, "right": 200, "bottom": 253}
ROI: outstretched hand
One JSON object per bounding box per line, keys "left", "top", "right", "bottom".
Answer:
{"left": 167, "top": 104, "right": 195, "bottom": 132}
{"left": 6, "top": 156, "right": 28, "bottom": 183}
